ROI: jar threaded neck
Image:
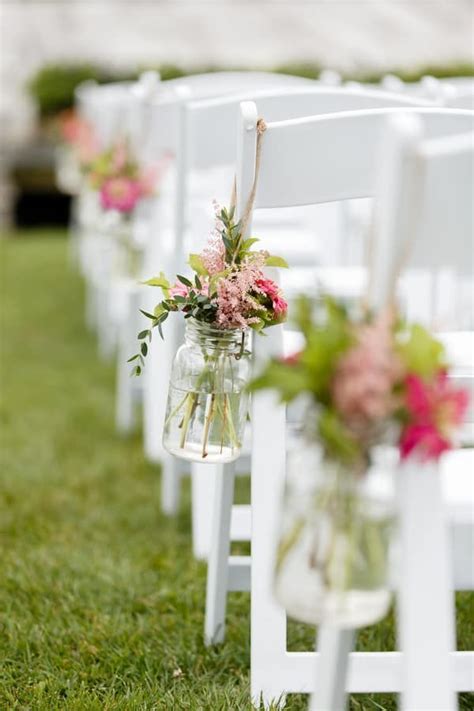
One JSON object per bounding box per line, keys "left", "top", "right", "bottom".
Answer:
{"left": 184, "top": 318, "right": 249, "bottom": 353}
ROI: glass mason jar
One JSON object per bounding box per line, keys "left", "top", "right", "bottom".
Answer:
{"left": 163, "top": 320, "right": 251, "bottom": 464}
{"left": 274, "top": 429, "right": 396, "bottom": 628}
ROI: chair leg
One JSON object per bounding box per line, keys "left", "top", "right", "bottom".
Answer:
{"left": 143, "top": 311, "right": 175, "bottom": 461}
{"left": 115, "top": 347, "right": 135, "bottom": 435}
{"left": 115, "top": 289, "right": 139, "bottom": 435}
{"left": 161, "top": 455, "right": 181, "bottom": 516}
{"left": 205, "top": 463, "right": 234, "bottom": 645}
{"left": 309, "top": 626, "right": 354, "bottom": 711}
{"left": 85, "top": 277, "right": 98, "bottom": 332}
{"left": 97, "top": 282, "right": 116, "bottom": 361}
{"left": 250, "top": 391, "right": 288, "bottom": 709}
{"left": 397, "top": 460, "right": 457, "bottom": 711}
{"left": 191, "top": 463, "right": 218, "bottom": 560}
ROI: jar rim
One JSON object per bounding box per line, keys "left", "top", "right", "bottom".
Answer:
{"left": 184, "top": 318, "right": 250, "bottom": 350}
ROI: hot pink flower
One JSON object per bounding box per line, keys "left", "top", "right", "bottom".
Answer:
{"left": 100, "top": 177, "right": 142, "bottom": 213}
{"left": 404, "top": 371, "right": 469, "bottom": 429}
{"left": 255, "top": 277, "right": 288, "bottom": 318}
{"left": 400, "top": 371, "right": 469, "bottom": 460}
{"left": 400, "top": 423, "right": 451, "bottom": 461}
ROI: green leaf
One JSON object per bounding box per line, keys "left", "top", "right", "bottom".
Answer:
{"left": 397, "top": 323, "right": 446, "bottom": 377}
{"left": 127, "top": 354, "right": 140, "bottom": 363}
{"left": 142, "top": 272, "right": 171, "bottom": 296}
{"left": 222, "top": 236, "right": 233, "bottom": 253}
{"left": 141, "top": 342, "right": 148, "bottom": 357}
{"left": 265, "top": 255, "right": 289, "bottom": 269}
{"left": 138, "top": 330, "right": 149, "bottom": 340}
{"left": 195, "top": 274, "right": 202, "bottom": 290}
{"left": 139, "top": 309, "right": 156, "bottom": 321}
{"left": 154, "top": 304, "right": 166, "bottom": 318}
{"left": 188, "top": 253, "right": 208, "bottom": 276}
{"left": 241, "top": 237, "right": 260, "bottom": 250}
{"left": 248, "top": 360, "right": 310, "bottom": 402}
{"left": 177, "top": 274, "right": 193, "bottom": 288}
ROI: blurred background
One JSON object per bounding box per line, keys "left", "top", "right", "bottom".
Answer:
{"left": 1, "top": 0, "right": 473, "bottom": 230}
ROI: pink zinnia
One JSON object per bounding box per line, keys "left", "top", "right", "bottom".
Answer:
{"left": 400, "top": 371, "right": 469, "bottom": 460}
{"left": 404, "top": 371, "right": 469, "bottom": 430}
{"left": 400, "top": 423, "right": 451, "bottom": 461}
{"left": 100, "top": 177, "right": 142, "bottom": 213}
{"left": 255, "top": 277, "right": 288, "bottom": 317}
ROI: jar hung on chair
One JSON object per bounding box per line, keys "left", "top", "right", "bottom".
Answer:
{"left": 163, "top": 319, "right": 251, "bottom": 464}
{"left": 274, "top": 426, "right": 397, "bottom": 628}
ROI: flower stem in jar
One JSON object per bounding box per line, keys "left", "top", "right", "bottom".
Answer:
{"left": 201, "top": 393, "right": 216, "bottom": 458}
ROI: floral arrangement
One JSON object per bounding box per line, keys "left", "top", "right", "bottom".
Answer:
{"left": 85, "top": 141, "right": 158, "bottom": 214}
{"left": 129, "top": 204, "right": 288, "bottom": 375}
{"left": 250, "top": 296, "right": 469, "bottom": 468}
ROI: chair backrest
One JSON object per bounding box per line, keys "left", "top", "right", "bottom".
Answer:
{"left": 141, "top": 71, "right": 317, "bottom": 162}
{"left": 370, "top": 114, "right": 473, "bottom": 311}
{"left": 234, "top": 105, "right": 474, "bottom": 227}
{"left": 162, "top": 88, "right": 435, "bottom": 275}
{"left": 185, "top": 86, "right": 433, "bottom": 170}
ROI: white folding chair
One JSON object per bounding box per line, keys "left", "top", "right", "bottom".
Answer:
{"left": 202, "top": 91, "right": 449, "bottom": 645}
{"left": 231, "top": 104, "right": 473, "bottom": 707}
{"left": 364, "top": 116, "right": 474, "bottom": 711}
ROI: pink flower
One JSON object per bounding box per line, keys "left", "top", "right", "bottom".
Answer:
{"left": 201, "top": 228, "right": 226, "bottom": 276}
{"left": 169, "top": 282, "right": 189, "bottom": 298}
{"left": 58, "top": 110, "right": 99, "bottom": 164}
{"left": 332, "top": 312, "right": 402, "bottom": 425}
{"left": 400, "top": 423, "right": 451, "bottom": 461}
{"left": 99, "top": 177, "right": 142, "bottom": 213}
{"left": 400, "top": 371, "right": 469, "bottom": 460}
{"left": 169, "top": 281, "right": 209, "bottom": 298}
{"left": 281, "top": 351, "right": 302, "bottom": 366}
{"left": 404, "top": 371, "right": 468, "bottom": 430}
{"left": 255, "top": 277, "right": 288, "bottom": 317}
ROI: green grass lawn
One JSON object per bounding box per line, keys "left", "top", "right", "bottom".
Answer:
{"left": 0, "top": 231, "right": 472, "bottom": 710}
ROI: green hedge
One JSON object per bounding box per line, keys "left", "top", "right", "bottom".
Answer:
{"left": 28, "top": 61, "right": 474, "bottom": 118}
